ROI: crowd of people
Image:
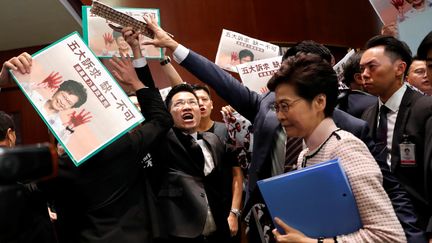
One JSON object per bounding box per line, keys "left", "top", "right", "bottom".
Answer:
{"left": 0, "top": 12, "right": 432, "bottom": 243}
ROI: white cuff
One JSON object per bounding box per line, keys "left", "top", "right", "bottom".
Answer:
{"left": 133, "top": 57, "right": 147, "bottom": 68}
{"left": 173, "top": 44, "right": 190, "bottom": 64}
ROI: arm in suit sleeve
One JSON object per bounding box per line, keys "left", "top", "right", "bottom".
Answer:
{"left": 130, "top": 60, "right": 172, "bottom": 156}
{"left": 179, "top": 49, "right": 262, "bottom": 123}
{"left": 128, "top": 87, "right": 173, "bottom": 159}
{"left": 423, "top": 113, "right": 432, "bottom": 236}
{"left": 361, "top": 118, "right": 427, "bottom": 242}
{"left": 134, "top": 58, "right": 155, "bottom": 89}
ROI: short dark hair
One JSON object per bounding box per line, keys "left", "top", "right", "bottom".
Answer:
{"left": 417, "top": 31, "right": 432, "bottom": 60}
{"left": 191, "top": 84, "right": 211, "bottom": 98}
{"left": 342, "top": 51, "right": 363, "bottom": 87}
{"left": 239, "top": 49, "right": 254, "bottom": 61}
{"left": 267, "top": 53, "right": 338, "bottom": 117}
{"left": 0, "top": 111, "right": 15, "bottom": 140}
{"left": 165, "top": 83, "right": 199, "bottom": 110}
{"left": 56, "top": 80, "right": 88, "bottom": 108}
{"left": 365, "top": 35, "right": 412, "bottom": 76}
{"left": 282, "top": 40, "right": 333, "bottom": 63}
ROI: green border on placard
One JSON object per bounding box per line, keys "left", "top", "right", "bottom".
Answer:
{"left": 82, "top": 6, "right": 90, "bottom": 46}
{"left": 82, "top": 6, "right": 163, "bottom": 59}
{"left": 11, "top": 31, "right": 144, "bottom": 166}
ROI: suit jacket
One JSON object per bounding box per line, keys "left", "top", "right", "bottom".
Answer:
{"left": 338, "top": 90, "right": 377, "bottom": 119}
{"left": 180, "top": 50, "right": 427, "bottom": 242}
{"left": 148, "top": 129, "right": 231, "bottom": 240}
{"left": 362, "top": 87, "right": 432, "bottom": 234}
{"left": 39, "top": 87, "right": 173, "bottom": 243}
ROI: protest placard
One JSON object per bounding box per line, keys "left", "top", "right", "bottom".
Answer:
{"left": 83, "top": 6, "right": 163, "bottom": 59}
{"left": 237, "top": 56, "right": 282, "bottom": 94}
{"left": 11, "top": 32, "right": 144, "bottom": 166}
{"left": 369, "top": 0, "right": 432, "bottom": 52}
{"left": 215, "top": 29, "right": 280, "bottom": 73}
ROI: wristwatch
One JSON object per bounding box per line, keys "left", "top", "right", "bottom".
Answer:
{"left": 160, "top": 56, "right": 171, "bottom": 66}
{"left": 230, "top": 208, "right": 241, "bottom": 217}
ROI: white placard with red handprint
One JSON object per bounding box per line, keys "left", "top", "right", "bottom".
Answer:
{"left": 215, "top": 29, "right": 280, "bottom": 73}
{"left": 237, "top": 56, "right": 282, "bottom": 94}
{"left": 10, "top": 32, "right": 144, "bottom": 166}
{"left": 368, "top": 0, "right": 431, "bottom": 25}
{"left": 82, "top": 6, "right": 163, "bottom": 59}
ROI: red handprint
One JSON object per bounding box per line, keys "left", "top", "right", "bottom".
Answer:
{"left": 38, "top": 72, "right": 63, "bottom": 91}
{"left": 259, "top": 86, "right": 269, "bottom": 94}
{"left": 103, "top": 33, "right": 114, "bottom": 47}
{"left": 391, "top": 0, "right": 405, "bottom": 20}
{"left": 231, "top": 51, "right": 239, "bottom": 62}
{"left": 65, "top": 109, "right": 92, "bottom": 129}
{"left": 391, "top": 0, "right": 404, "bottom": 9}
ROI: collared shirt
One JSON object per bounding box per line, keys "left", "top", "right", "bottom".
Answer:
{"left": 188, "top": 132, "right": 215, "bottom": 176}
{"left": 132, "top": 57, "right": 147, "bottom": 68}
{"left": 186, "top": 132, "right": 217, "bottom": 235}
{"left": 304, "top": 118, "right": 338, "bottom": 152}
{"left": 173, "top": 44, "right": 190, "bottom": 64}
{"left": 378, "top": 84, "right": 407, "bottom": 167}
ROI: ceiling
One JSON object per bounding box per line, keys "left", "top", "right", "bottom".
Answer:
{"left": 0, "top": 0, "right": 82, "bottom": 51}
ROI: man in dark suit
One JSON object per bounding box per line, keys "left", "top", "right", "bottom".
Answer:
{"left": 148, "top": 84, "right": 232, "bottom": 243}
{"left": 141, "top": 16, "right": 426, "bottom": 242}
{"left": 337, "top": 50, "right": 377, "bottom": 118}
{"left": 360, "top": 35, "right": 432, "bottom": 241}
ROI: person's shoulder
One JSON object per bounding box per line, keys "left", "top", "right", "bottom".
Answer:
{"left": 331, "top": 129, "right": 370, "bottom": 154}
{"left": 333, "top": 108, "right": 368, "bottom": 128}
{"left": 405, "top": 87, "right": 432, "bottom": 107}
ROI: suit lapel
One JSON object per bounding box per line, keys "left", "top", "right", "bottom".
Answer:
{"left": 199, "top": 132, "right": 220, "bottom": 168}
{"left": 169, "top": 129, "right": 189, "bottom": 155}
{"left": 363, "top": 104, "right": 379, "bottom": 139}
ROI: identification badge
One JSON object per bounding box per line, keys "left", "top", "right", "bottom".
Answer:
{"left": 399, "top": 143, "right": 416, "bottom": 166}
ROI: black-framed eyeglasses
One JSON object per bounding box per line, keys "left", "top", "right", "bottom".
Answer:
{"left": 271, "top": 98, "right": 302, "bottom": 113}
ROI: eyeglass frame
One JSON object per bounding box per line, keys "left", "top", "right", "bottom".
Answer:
{"left": 172, "top": 98, "right": 199, "bottom": 109}
{"left": 271, "top": 98, "right": 302, "bottom": 113}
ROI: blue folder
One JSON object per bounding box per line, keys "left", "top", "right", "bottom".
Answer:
{"left": 257, "top": 158, "right": 362, "bottom": 238}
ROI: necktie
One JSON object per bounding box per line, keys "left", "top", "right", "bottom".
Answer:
{"left": 284, "top": 137, "right": 303, "bottom": 172}
{"left": 186, "top": 135, "right": 205, "bottom": 172}
{"left": 375, "top": 105, "right": 389, "bottom": 160}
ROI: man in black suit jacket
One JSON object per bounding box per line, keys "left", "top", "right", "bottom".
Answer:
{"left": 337, "top": 50, "right": 377, "bottom": 118}
{"left": 360, "top": 35, "right": 432, "bottom": 240}
{"left": 148, "top": 84, "right": 232, "bottom": 243}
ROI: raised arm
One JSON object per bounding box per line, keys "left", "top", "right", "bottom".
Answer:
{"left": 110, "top": 54, "right": 172, "bottom": 158}
{"left": 141, "top": 16, "right": 262, "bottom": 123}
{"left": 160, "top": 54, "right": 184, "bottom": 87}
{"left": 0, "top": 52, "right": 32, "bottom": 86}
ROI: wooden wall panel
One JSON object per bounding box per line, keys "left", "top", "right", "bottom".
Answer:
{"left": 2, "top": 0, "right": 382, "bottom": 144}
{"left": 0, "top": 46, "right": 51, "bottom": 145}
{"left": 95, "top": 0, "right": 381, "bottom": 122}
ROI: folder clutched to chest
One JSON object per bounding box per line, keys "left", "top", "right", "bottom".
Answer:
{"left": 257, "top": 158, "right": 362, "bottom": 238}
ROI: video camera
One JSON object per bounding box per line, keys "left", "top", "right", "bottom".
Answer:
{"left": 0, "top": 143, "right": 58, "bottom": 241}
